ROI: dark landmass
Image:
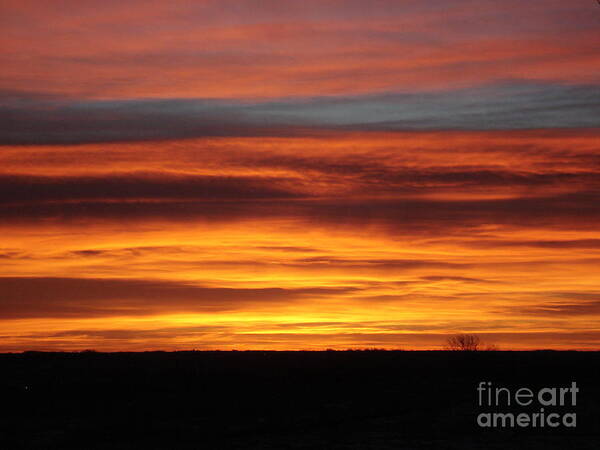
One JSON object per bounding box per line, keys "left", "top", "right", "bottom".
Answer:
{"left": 1, "top": 350, "right": 599, "bottom": 449}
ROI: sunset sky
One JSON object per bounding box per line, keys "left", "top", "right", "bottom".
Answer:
{"left": 1, "top": 0, "right": 600, "bottom": 351}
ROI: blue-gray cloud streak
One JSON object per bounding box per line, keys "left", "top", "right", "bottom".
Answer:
{"left": 2, "top": 81, "right": 599, "bottom": 145}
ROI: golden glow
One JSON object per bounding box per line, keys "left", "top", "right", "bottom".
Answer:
{"left": 1, "top": 131, "right": 599, "bottom": 351}
{"left": 2, "top": 1, "right": 599, "bottom": 351}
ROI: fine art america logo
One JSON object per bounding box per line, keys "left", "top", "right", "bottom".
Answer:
{"left": 476, "top": 381, "right": 578, "bottom": 428}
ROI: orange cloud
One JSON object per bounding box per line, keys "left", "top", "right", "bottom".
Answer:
{"left": 2, "top": 1, "right": 599, "bottom": 351}
{"left": 1, "top": 1, "right": 599, "bottom": 99}
{"left": 1, "top": 130, "right": 599, "bottom": 350}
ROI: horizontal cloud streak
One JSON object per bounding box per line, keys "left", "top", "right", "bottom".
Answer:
{"left": 2, "top": 1, "right": 599, "bottom": 100}
{"left": 2, "top": 82, "right": 600, "bottom": 144}
{"left": 2, "top": 170, "right": 599, "bottom": 206}
{"left": 2, "top": 195, "right": 599, "bottom": 236}
{"left": 0, "top": 277, "right": 358, "bottom": 319}
{"left": 2, "top": 0, "right": 600, "bottom": 350}
{"left": 0, "top": 174, "right": 301, "bottom": 204}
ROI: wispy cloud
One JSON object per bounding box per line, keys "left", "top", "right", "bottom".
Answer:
{"left": 3, "top": 82, "right": 600, "bottom": 144}
{"left": 2, "top": 0, "right": 599, "bottom": 350}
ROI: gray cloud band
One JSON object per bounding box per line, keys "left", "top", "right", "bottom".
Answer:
{"left": 2, "top": 81, "right": 599, "bottom": 145}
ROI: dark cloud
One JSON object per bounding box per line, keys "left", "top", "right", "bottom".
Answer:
{"left": 264, "top": 81, "right": 600, "bottom": 131}
{"left": 294, "top": 193, "right": 600, "bottom": 235}
{"left": 290, "top": 257, "right": 463, "bottom": 270}
{"left": 4, "top": 168, "right": 599, "bottom": 210}
{"left": 0, "top": 173, "right": 300, "bottom": 205}
{"left": 0, "top": 96, "right": 315, "bottom": 145}
{"left": 497, "top": 292, "right": 600, "bottom": 317}
{"left": 38, "top": 326, "right": 232, "bottom": 340}
{"left": 0, "top": 277, "right": 359, "bottom": 319}
{"left": 465, "top": 239, "right": 600, "bottom": 249}
{"left": 0, "top": 250, "right": 26, "bottom": 259}
{"left": 1, "top": 192, "right": 599, "bottom": 237}
{"left": 420, "top": 276, "right": 492, "bottom": 283}
{"left": 515, "top": 302, "right": 600, "bottom": 317}
{"left": 67, "top": 246, "right": 193, "bottom": 258}
{"left": 70, "top": 250, "right": 110, "bottom": 257}
{"left": 227, "top": 152, "right": 600, "bottom": 191}
{"left": 256, "top": 246, "right": 321, "bottom": 253}
{"left": 2, "top": 81, "right": 599, "bottom": 145}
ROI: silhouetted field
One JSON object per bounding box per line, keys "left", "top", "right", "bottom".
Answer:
{"left": 1, "top": 350, "right": 599, "bottom": 449}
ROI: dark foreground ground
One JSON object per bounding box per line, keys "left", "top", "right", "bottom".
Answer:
{"left": 1, "top": 351, "right": 599, "bottom": 449}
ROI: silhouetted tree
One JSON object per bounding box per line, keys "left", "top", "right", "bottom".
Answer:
{"left": 446, "top": 334, "right": 481, "bottom": 351}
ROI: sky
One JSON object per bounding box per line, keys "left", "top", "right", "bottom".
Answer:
{"left": 1, "top": 0, "right": 600, "bottom": 351}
